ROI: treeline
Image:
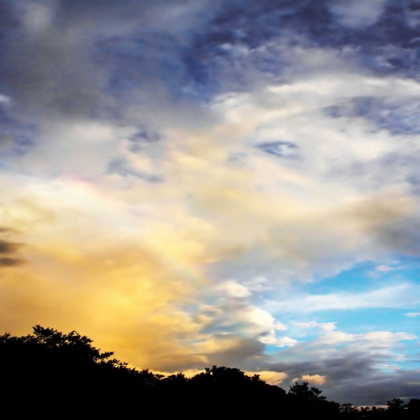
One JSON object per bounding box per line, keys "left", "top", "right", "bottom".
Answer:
{"left": 1, "top": 325, "right": 419, "bottom": 418}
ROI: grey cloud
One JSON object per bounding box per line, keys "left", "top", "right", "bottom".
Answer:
{"left": 205, "top": 335, "right": 266, "bottom": 368}
{"left": 165, "top": 328, "right": 419, "bottom": 405}
{"left": 269, "top": 354, "right": 375, "bottom": 389}
{"left": 324, "top": 96, "right": 420, "bottom": 135}
{"left": 1, "top": 25, "right": 104, "bottom": 119}
{"left": 1, "top": 0, "right": 419, "bottom": 132}
{"left": 129, "top": 128, "right": 161, "bottom": 144}
{"left": 0, "top": 239, "right": 21, "bottom": 254}
{"left": 256, "top": 141, "right": 299, "bottom": 159}
{"left": 128, "top": 128, "right": 164, "bottom": 156}
{"left": 151, "top": 335, "right": 265, "bottom": 372}
{"left": 0, "top": 0, "right": 220, "bottom": 123}
{"left": 0, "top": 230, "right": 24, "bottom": 267}
{"left": 0, "top": 257, "right": 24, "bottom": 267}
{"left": 350, "top": 196, "right": 420, "bottom": 256}
{"left": 107, "top": 157, "right": 163, "bottom": 182}
{"left": 373, "top": 216, "right": 420, "bottom": 256}
{"left": 327, "top": 0, "right": 387, "bottom": 29}
{"left": 327, "top": 371, "right": 420, "bottom": 406}
{"left": 268, "top": 353, "right": 420, "bottom": 405}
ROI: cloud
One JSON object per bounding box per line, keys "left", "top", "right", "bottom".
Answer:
{"left": 0, "top": 0, "right": 219, "bottom": 119}
{"left": 0, "top": 94, "right": 10, "bottom": 103}
{"left": 198, "top": 299, "right": 288, "bottom": 347}
{"left": 294, "top": 374, "right": 327, "bottom": 385}
{"left": 406, "top": 312, "right": 420, "bottom": 318}
{"left": 328, "top": 0, "right": 387, "bottom": 28}
{"left": 283, "top": 357, "right": 420, "bottom": 405}
{"left": 270, "top": 330, "right": 417, "bottom": 373}
{"left": 328, "top": 370, "right": 420, "bottom": 406}
{"left": 277, "top": 337, "right": 298, "bottom": 348}
{"left": 256, "top": 141, "right": 299, "bottom": 159}
{"left": 267, "top": 284, "right": 420, "bottom": 314}
{"left": 294, "top": 321, "right": 337, "bottom": 334}
{"left": 0, "top": 228, "right": 24, "bottom": 267}
{"left": 0, "top": 257, "right": 23, "bottom": 267}
{"left": 215, "top": 280, "right": 251, "bottom": 298}
{"left": 0, "top": 0, "right": 420, "bottom": 405}
{"left": 247, "top": 370, "right": 288, "bottom": 386}
{"left": 0, "top": 240, "right": 21, "bottom": 254}
{"left": 301, "top": 374, "right": 327, "bottom": 385}
{"left": 266, "top": 328, "right": 418, "bottom": 404}
{"left": 375, "top": 265, "right": 395, "bottom": 273}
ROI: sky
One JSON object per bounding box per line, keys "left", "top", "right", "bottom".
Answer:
{"left": 0, "top": 0, "right": 420, "bottom": 406}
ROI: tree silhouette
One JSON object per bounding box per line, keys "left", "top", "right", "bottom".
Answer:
{"left": 288, "top": 380, "right": 326, "bottom": 401}
{"left": 1, "top": 325, "right": 419, "bottom": 418}
{"left": 340, "top": 402, "right": 359, "bottom": 419}
{"left": 287, "top": 380, "right": 340, "bottom": 419}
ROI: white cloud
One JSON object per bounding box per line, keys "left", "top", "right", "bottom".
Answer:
{"left": 406, "top": 312, "right": 420, "bottom": 318}
{"left": 276, "top": 337, "right": 298, "bottom": 348}
{"left": 241, "top": 306, "right": 283, "bottom": 345}
{"left": 244, "top": 276, "right": 273, "bottom": 292}
{"left": 216, "top": 280, "right": 251, "bottom": 298}
{"left": 267, "top": 284, "right": 420, "bottom": 314}
{"left": 274, "top": 321, "right": 288, "bottom": 332}
{"left": 294, "top": 321, "right": 337, "bottom": 334}
{"left": 315, "top": 331, "right": 354, "bottom": 345}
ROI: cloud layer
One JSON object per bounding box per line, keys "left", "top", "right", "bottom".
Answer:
{"left": 0, "top": 0, "right": 419, "bottom": 406}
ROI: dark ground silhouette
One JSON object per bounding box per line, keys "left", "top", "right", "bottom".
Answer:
{"left": 1, "top": 325, "right": 419, "bottom": 418}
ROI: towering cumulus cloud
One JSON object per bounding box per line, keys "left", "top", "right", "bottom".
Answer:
{"left": 0, "top": 0, "right": 419, "bottom": 406}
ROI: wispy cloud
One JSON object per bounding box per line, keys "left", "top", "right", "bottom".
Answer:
{"left": 267, "top": 284, "right": 420, "bottom": 313}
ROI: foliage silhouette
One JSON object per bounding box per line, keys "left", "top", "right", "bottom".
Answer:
{"left": 1, "top": 325, "right": 419, "bottom": 418}
{"left": 289, "top": 380, "right": 326, "bottom": 400}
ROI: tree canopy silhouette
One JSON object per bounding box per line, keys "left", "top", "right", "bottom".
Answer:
{"left": 1, "top": 325, "right": 419, "bottom": 418}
